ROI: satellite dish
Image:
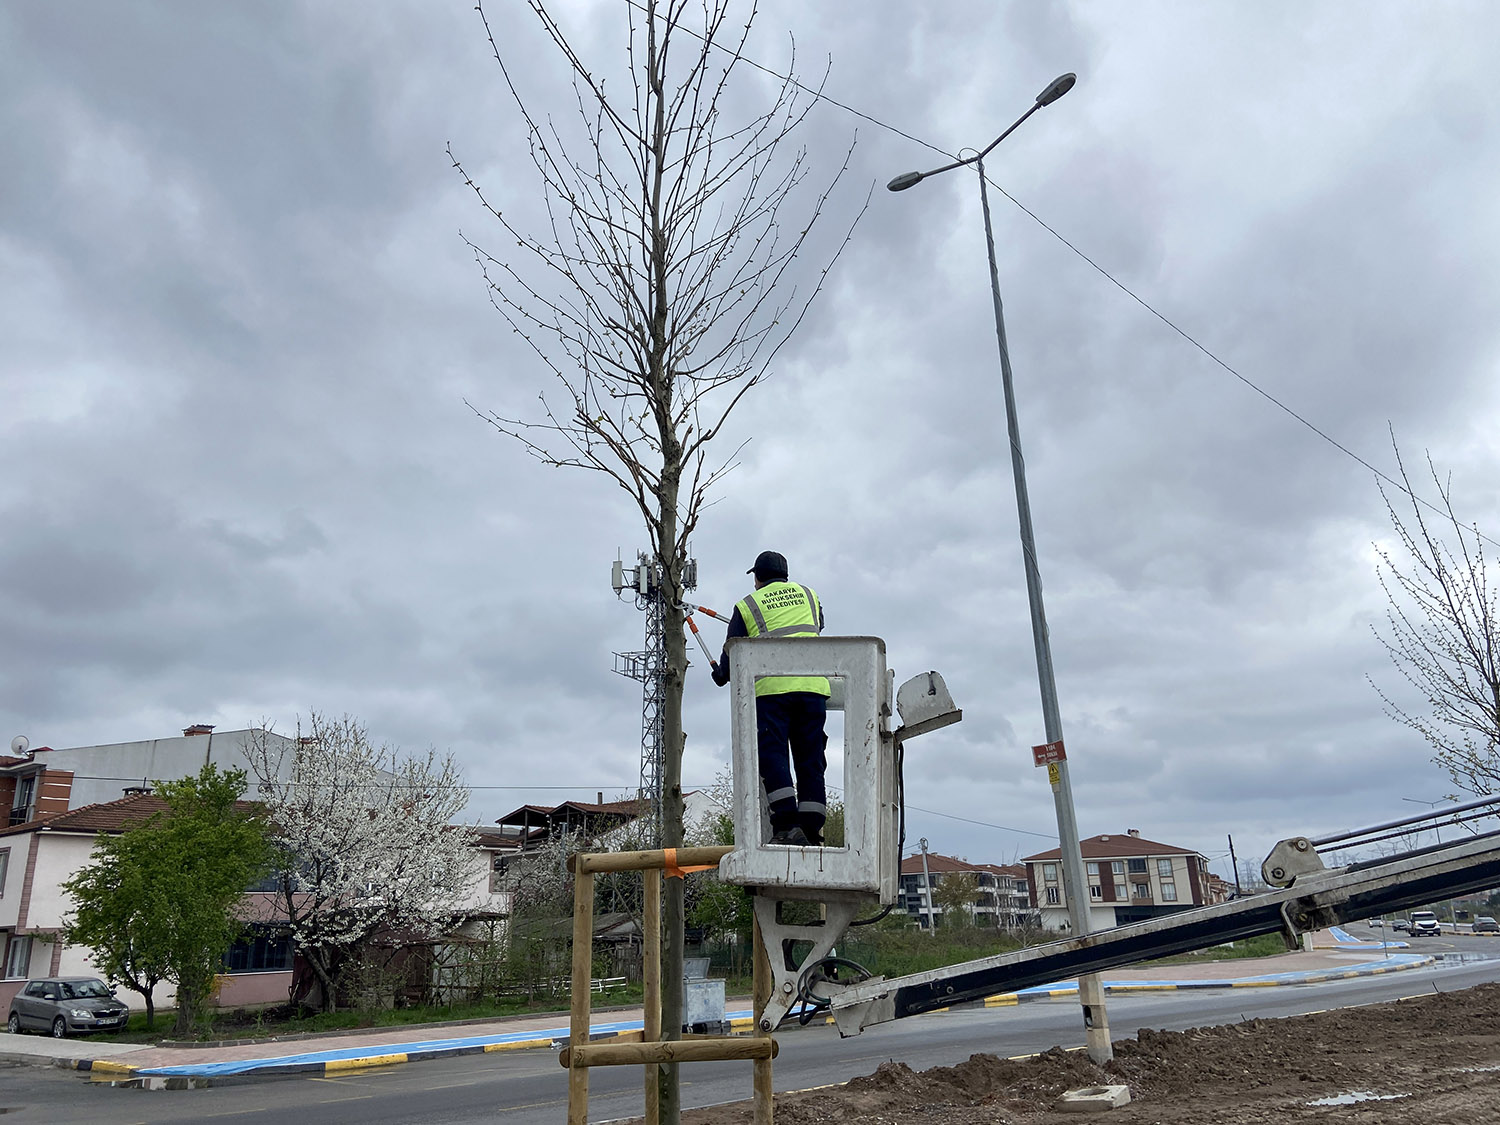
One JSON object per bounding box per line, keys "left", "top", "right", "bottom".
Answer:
{"left": 10, "top": 735, "right": 30, "bottom": 756}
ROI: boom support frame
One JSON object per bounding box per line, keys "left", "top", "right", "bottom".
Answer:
{"left": 830, "top": 827, "right": 1500, "bottom": 1035}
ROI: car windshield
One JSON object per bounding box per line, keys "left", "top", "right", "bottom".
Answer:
{"left": 61, "top": 980, "right": 112, "bottom": 999}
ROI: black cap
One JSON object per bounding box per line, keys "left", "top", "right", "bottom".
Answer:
{"left": 748, "top": 550, "right": 789, "bottom": 580}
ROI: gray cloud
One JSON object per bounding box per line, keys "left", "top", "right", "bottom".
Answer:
{"left": 3, "top": 0, "right": 1497, "bottom": 875}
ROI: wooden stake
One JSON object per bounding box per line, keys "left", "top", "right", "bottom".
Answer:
{"left": 568, "top": 865, "right": 595, "bottom": 1125}
{"left": 753, "top": 907, "right": 774, "bottom": 1125}
{"left": 644, "top": 867, "right": 661, "bottom": 1125}
{"left": 562, "top": 1037, "right": 777, "bottom": 1068}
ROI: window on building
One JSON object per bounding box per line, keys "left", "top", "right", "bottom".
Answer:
{"left": 9, "top": 776, "right": 35, "bottom": 827}
{"left": 1157, "top": 858, "right": 1174, "bottom": 877}
{"left": 1160, "top": 881, "right": 1178, "bottom": 902}
{"left": 1113, "top": 881, "right": 1127, "bottom": 899}
{"left": 1111, "top": 861, "right": 1124, "bottom": 875}
{"left": 3, "top": 934, "right": 31, "bottom": 979}
{"left": 1086, "top": 862, "right": 1099, "bottom": 876}
{"left": 0, "top": 848, "right": 9, "bottom": 897}
{"left": 1133, "top": 882, "right": 1151, "bottom": 899}
{"left": 1043, "top": 863, "right": 1057, "bottom": 882}
{"left": 223, "top": 929, "right": 295, "bottom": 974}
{"left": 1045, "top": 886, "right": 1060, "bottom": 905}
{"left": 1089, "top": 884, "right": 1102, "bottom": 899}
{"left": 1128, "top": 857, "right": 1147, "bottom": 874}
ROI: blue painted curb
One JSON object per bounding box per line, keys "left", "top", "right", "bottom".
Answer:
{"left": 73, "top": 952, "right": 1434, "bottom": 1080}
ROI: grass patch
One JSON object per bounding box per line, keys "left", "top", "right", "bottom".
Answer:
{"left": 1139, "top": 933, "right": 1292, "bottom": 965}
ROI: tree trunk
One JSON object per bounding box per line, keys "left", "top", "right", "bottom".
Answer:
{"left": 646, "top": 8, "right": 686, "bottom": 1118}
{"left": 307, "top": 946, "right": 341, "bottom": 1013}
{"left": 654, "top": 488, "right": 689, "bottom": 1123}
{"left": 142, "top": 987, "right": 155, "bottom": 1030}
{"left": 172, "top": 984, "right": 196, "bottom": 1037}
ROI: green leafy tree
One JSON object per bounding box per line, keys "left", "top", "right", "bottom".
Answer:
{"left": 62, "top": 764, "right": 272, "bottom": 1034}
{"left": 62, "top": 826, "right": 171, "bottom": 1027}
{"left": 932, "top": 871, "right": 981, "bottom": 929}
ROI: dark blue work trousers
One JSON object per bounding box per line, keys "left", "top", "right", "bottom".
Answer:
{"left": 756, "top": 691, "right": 828, "bottom": 842}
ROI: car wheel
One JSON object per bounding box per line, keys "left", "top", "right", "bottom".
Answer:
{"left": 51, "top": 1016, "right": 68, "bottom": 1039}
{"left": 5, "top": 1011, "right": 20, "bottom": 1035}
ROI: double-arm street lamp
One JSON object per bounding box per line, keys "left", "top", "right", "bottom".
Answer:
{"left": 888, "top": 72, "right": 1114, "bottom": 1064}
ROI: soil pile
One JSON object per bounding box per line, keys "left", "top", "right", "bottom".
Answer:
{"left": 672, "top": 980, "right": 1500, "bottom": 1123}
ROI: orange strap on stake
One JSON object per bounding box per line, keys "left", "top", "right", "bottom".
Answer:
{"left": 662, "top": 847, "right": 719, "bottom": 880}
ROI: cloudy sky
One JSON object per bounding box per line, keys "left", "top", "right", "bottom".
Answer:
{"left": 5, "top": 1, "right": 1499, "bottom": 884}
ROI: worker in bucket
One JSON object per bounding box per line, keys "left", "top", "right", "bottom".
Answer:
{"left": 712, "top": 550, "right": 830, "bottom": 846}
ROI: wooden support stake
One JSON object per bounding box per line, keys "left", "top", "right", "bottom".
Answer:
{"left": 753, "top": 908, "right": 774, "bottom": 1125}
{"left": 568, "top": 866, "right": 595, "bottom": 1125}
{"left": 573, "top": 845, "right": 732, "bottom": 874}
{"left": 562, "top": 1037, "right": 777, "bottom": 1068}
{"left": 643, "top": 866, "right": 661, "bottom": 1125}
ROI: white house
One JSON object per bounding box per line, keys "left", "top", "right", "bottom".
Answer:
{"left": 1021, "top": 829, "right": 1226, "bottom": 932}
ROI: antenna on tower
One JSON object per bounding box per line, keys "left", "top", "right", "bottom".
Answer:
{"left": 611, "top": 550, "right": 696, "bottom": 847}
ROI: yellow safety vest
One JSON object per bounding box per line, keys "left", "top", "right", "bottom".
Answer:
{"left": 735, "top": 581, "right": 830, "bottom": 698}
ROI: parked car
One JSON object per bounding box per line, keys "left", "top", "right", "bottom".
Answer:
{"left": 1408, "top": 910, "right": 1442, "bottom": 937}
{"left": 5, "top": 977, "right": 129, "bottom": 1038}
{"left": 1392, "top": 918, "right": 1411, "bottom": 933}
{"left": 1472, "top": 916, "right": 1500, "bottom": 934}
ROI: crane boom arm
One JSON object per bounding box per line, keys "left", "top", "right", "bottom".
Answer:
{"left": 830, "top": 828, "right": 1500, "bottom": 1036}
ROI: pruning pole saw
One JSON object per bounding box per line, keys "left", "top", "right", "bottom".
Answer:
{"left": 679, "top": 603, "right": 734, "bottom": 677}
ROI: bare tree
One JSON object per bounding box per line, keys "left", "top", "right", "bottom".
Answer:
{"left": 1370, "top": 441, "right": 1500, "bottom": 794}
{"left": 451, "top": 3, "right": 862, "bottom": 1113}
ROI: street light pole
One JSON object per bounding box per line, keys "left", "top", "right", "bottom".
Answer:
{"left": 888, "top": 72, "right": 1113, "bottom": 1064}
{"left": 919, "top": 837, "right": 937, "bottom": 932}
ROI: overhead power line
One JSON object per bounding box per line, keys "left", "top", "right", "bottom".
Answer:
{"left": 616, "top": 0, "right": 1500, "bottom": 549}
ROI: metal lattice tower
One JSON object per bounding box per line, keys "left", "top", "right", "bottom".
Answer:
{"left": 611, "top": 552, "right": 695, "bottom": 848}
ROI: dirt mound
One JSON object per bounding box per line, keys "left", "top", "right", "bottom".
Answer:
{"left": 661, "top": 980, "right": 1500, "bottom": 1124}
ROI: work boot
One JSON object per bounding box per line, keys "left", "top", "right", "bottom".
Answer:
{"left": 769, "top": 826, "right": 811, "bottom": 846}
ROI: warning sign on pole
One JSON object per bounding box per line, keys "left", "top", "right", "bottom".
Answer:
{"left": 1047, "top": 762, "right": 1061, "bottom": 787}
{"left": 1031, "top": 740, "right": 1066, "bottom": 767}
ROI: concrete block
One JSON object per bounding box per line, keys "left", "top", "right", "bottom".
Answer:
{"left": 1055, "top": 1084, "right": 1131, "bottom": 1112}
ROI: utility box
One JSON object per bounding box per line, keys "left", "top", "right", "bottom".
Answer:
{"left": 717, "top": 636, "right": 900, "bottom": 903}
{"left": 682, "top": 957, "right": 725, "bottom": 1033}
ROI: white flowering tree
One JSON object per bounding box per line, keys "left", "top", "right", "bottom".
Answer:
{"left": 245, "top": 714, "right": 477, "bottom": 1012}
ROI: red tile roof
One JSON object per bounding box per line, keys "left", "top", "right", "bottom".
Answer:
{"left": 899, "top": 852, "right": 1005, "bottom": 876}
{"left": 0, "top": 793, "right": 261, "bottom": 839}
{"left": 1020, "top": 832, "right": 1200, "bottom": 863}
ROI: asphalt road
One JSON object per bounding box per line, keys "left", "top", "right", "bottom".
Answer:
{"left": 3, "top": 947, "right": 1496, "bottom": 1125}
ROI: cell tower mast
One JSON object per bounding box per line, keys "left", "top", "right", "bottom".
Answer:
{"left": 611, "top": 552, "right": 696, "bottom": 847}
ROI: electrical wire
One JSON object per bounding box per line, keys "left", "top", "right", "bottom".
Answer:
{"left": 616, "top": 0, "right": 1500, "bottom": 550}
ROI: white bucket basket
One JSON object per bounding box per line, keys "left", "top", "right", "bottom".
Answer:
{"left": 717, "top": 636, "right": 900, "bottom": 902}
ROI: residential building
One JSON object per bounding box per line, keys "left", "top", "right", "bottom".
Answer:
{"left": 897, "top": 852, "right": 1039, "bottom": 930}
{"left": 0, "top": 794, "right": 291, "bottom": 1014}
{"left": 1021, "top": 829, "right": 1223, "bottom": 932}
{"left": 1205, "top": 872, "right": 1237, "bottom": 902}
{"left": 1, "top": 725, "right": 301, "bottom": 823}
{"left": 1, "top": 723, "right": 513, "bottom": 1014}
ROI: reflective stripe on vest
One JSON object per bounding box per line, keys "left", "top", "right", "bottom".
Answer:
{"left": 735, "top": 581, "right": 830, "bottom": 697}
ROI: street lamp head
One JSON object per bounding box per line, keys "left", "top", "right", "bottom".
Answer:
{"left": 887, "top": 170, "right": 925, "bottom": 192}
{"left": 1037, "top": 72, "right": 1076, "bottom": 107}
